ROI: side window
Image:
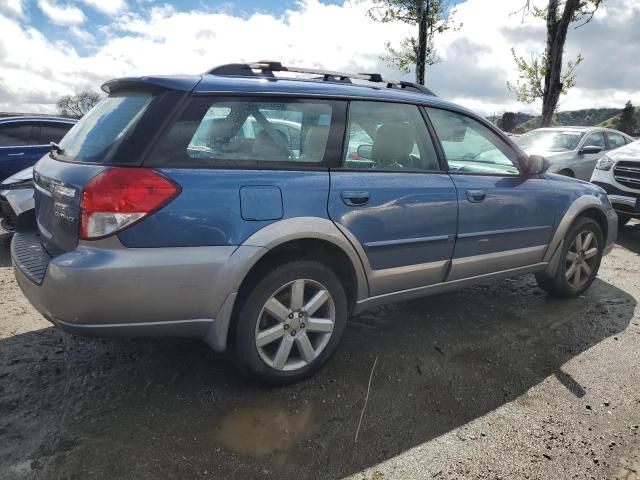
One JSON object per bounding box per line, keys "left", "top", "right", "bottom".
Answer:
{"left": 0, "top": 123, "right": 33, "bottom": 147}
{"left": 607, "top": 132, "right": 626, "bottom": 150}
{"left": 584, "top": 131, "right": 606, "bottom": 149}
{"left": 343, "top": 101, "right": 440, "bottom": 172}
{"left": 154, "top": 98, "right": 339, "bottom": 167}
{"left": 38, "top": 123, "right": 73, "bottom": 144}
{"left": 426, "top": 108, "right": 519, "bottom": 175}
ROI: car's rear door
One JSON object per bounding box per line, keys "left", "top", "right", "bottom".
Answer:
{"left": 425, "top": 107, "right": 556, "bottom": 280}
{"left": 34, "top": 121, "right": 74, "bottom": 149}
{"left": 328, "top": 101, "right": 458, "bottom": 297}
{"left": 606, "top": 131, "right": 628, "bottom": 152}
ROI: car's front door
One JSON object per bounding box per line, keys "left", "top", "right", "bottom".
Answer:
{"left": 0, "top": 122, "right": 37, "bottom": 181}
{"left": 575, "top": 131, "right": 607, "bottom": 180}
{"left": 425, "top": 107, "right": 557, "bottom": 281}
{"left": 329, "top": 101, "right": 458, "bottom": 297}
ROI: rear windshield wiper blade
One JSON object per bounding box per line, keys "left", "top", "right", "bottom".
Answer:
{"left": 49, "top": 142, "right": 64, "bottom": 154}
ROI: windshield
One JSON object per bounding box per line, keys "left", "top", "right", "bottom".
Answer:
{"left": 58, "top": 91, "right": 153, "bottom": 163}
{"left": 515, "top": 130, "right": 584, "bottom": 152}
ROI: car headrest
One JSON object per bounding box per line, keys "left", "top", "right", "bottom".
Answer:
{"left": 301, "top": 125, "right": 329, "bottom": 162}
{"left": 372, "top": 123, "right": 414, "bottom": 162}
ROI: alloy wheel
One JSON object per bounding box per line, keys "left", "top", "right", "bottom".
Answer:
{"left": 254, "top": 279, "right": 336, "bottom": 371}
{"left": 565, "top": 229, "right": 599, "bottom": 289}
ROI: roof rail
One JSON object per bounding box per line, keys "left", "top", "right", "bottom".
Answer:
{"left": 206, "top": 61, "right": 436, "bottom": 96}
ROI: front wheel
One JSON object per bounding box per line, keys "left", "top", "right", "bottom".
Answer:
{"left": 536, "top": 217, "right": 604, "bottom": 298}
{"left": 233, "top": 260, "right": 348, "bottom": 385}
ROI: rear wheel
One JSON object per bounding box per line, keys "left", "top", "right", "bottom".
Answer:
{"left": 536, "top": 217, "right": 604, "bottom": 298}
{"left": 234, "top": 260, "right": 348, "bottom": 385}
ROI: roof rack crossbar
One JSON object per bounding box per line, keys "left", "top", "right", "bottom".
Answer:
{"left": 206, "top": 61, "right": 435, "bottom": 96}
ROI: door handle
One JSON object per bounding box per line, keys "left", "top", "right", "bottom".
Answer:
{"left": 466, "top": 190, "right": 486, "bottom": 203}
{"left": 341, "top": 190, "right": 370, "bottom": 206}
{"left": 8, "top": 152, "right": 25, "bottom": 156}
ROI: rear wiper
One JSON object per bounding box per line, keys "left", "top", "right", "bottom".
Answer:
{"left": 49, "top": 142, "right": 64, "bottom": 154}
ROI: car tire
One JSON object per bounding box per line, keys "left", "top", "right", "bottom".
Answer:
{"left": 558, "top": 169, "right": 574, "bottom": 177}
{"left": 233, "top": 260, "right": 348, "bottom": 385}
{"left": 535, "top": 217, "right": 604, "bottom": 298}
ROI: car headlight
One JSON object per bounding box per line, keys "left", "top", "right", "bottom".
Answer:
{"left": 595, "top": 155, "right": 615, "bottom": 171}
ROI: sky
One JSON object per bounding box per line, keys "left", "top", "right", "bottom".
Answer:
{"left": 0, "top": 0, "right": 639, "bottom": 116}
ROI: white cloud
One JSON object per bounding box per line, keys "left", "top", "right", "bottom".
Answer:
{"left": 69, "top": 26, "right": 95, "bottom": 43}
{"left": 0, "top": 0, "right": 24, "bottom": 17}
{"left": 424, "top": 0, "right": 640, "bottom": 115}
{"left": 0, "top": 0, "right": 639, "bottom": 116}
{"left": 37, "top": 0, "right": 86, "bottom": 26}
{"left": 80, "top": 0, "right": 126, "bottom": 16}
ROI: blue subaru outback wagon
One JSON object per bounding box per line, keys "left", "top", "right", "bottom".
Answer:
{"left": 12, "top": 62, "right": 617, "bottom": 384}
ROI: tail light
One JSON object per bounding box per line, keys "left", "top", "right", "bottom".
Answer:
{"left": 80, "top": 167, "right": 180, "bottom": 240}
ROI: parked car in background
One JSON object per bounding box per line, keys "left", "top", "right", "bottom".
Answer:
{"left": 11, "top": 62, "right": 617, "bottom": 385}
{"left": 591, "top": 139, "right": 640, "bottom": 226}
{"left": 0, "top": 116, "right": 76, "bottom": 182}
{"left": 0, "top": 167, "right": 33, "bottom": 233}
{"left": 515, "top": 127, "right": 634, "bottom": 180}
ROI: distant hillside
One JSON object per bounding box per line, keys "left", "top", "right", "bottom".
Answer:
{"left": 598, "top": 107, "right": 640, "bottom": 133}
{"left": 488, "top": 112, "right": 534, "bottom": 127}
{"left": 519, "top": 108, "right": 621, "bottom": 131}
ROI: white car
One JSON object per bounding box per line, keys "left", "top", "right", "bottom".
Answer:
{"left": 591, "top": 139, "right": 640, "bottom": 226}
{"left": 0, "top": 167, "right": 33, "bottom": 233}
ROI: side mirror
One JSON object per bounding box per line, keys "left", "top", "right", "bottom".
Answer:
{"left": 579, "top": 145, "right": 603, "bottom": 155}
{"left": 524, "top": 154, "right": 549, "bottom": 176}
{"left": 357, "top": 144, "right": 373, "bottom": 160}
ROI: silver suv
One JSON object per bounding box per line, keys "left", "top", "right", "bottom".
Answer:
{"left": 516, "top": 127, "right": 634, "bottom": 180}
{"left": 591, "top": 140, "right": 640, "bottom": 225}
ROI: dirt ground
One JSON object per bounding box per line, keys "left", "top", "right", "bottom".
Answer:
{"left": 1, "top": 226, "right": 639, "bottom": 480}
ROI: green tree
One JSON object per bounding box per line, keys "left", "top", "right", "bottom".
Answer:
{"left": 508, "top": 0, "right": 602, "bottom": 127}
{"left": 368, "top": 0, "right": 460, "bottom": 85}
{"left": 617, "top": 100, "right": 636, "bottom": 135}
{"left": 500, "top": 112, "right": 517, "bottom": 132}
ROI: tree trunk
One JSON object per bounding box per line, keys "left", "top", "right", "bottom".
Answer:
{"left": 540, "top": 0, "right": 580, "bottom": 127}
{"left": 416, "top": 0, "right": 427, "bottom": 85}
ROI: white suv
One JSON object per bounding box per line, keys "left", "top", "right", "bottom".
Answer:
{"left": 591, "top": 139, "right": 640, "bottom": 226}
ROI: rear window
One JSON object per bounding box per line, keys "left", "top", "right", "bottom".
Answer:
{"left": 58, "top": 92, "right": 152, "bottom": 163}
{"left": 149, "top": 97, "right": 343, "bottom": 168}
{"left": 37, "top": 123, "right": 74, "bottom": 144}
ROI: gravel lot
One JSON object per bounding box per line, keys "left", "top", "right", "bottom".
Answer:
{"left": 1, "top": 226, "right": 639, "bottom": 479}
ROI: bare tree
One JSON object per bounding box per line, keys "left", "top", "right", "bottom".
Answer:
{"left": 56, "top": 91, "right": 102, "bottom": 118}
{"left": 509, "top": 0, "right": 602, "bottom": 127}
{"left": 368, "top": 0, "right": 460, "bottom": 85}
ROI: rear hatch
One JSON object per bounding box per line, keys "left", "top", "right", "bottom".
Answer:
{"left": 33, "top": 81, "right": 193, "bottom": 257}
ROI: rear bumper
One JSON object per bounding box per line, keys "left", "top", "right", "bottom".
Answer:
{"left": 0, "top": 188, "right": 34, "bottom": 232}
{"left": 11, "top": 231, "right": 263, "bottom": 351}
{"left": 0, "top": 193, "right": 17, "bottom": 232}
